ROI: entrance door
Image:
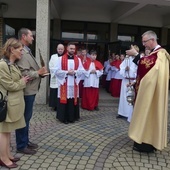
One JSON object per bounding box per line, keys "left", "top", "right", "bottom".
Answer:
{"left": 50, "top": 39, "right": 109, "bottom": 64}
{"left": 107, "top": 41, "right": 133, "bottom": 56}
{"left": 75, "top": 41, "right": 108, "bottom": 64}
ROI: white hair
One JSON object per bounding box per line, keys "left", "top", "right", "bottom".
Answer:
{"left": 142, "top": 30, "right": 158, "bottom": 40}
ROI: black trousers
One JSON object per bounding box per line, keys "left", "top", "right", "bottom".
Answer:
{"left": 105, "top": 80, "right": 110, "bottom": 93}
{"left": 49, "top": 88, "right": 58, "bottom": 108}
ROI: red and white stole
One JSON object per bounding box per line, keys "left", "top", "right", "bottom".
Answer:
{"left": 60, "top": 54, "right": 79, "bottom": 105}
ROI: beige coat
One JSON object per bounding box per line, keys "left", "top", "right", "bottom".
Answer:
{"left": 17, "top": 46, "right": 41, "bottom": 95}
{"left": 0, "top": 60, "right": 26, "bottom": 122}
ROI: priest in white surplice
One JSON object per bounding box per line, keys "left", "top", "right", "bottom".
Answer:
{"left": 117, "top": 54, "right": 138, "bottom": 122}
{"left": 54, "top": 43, "right": 85, "bottom": 124}
{"left": 49, "top": 44, "right": 65, "bottom": 112}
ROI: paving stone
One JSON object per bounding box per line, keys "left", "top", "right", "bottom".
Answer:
{"left": 131, "top": 166, "right": 140, "bottom": 170}
{"left": 139, "top": 168, "right": 148, "bottom": 170}
{"left": 20, "top": 164, "right": 31, "bottom": 169}
{"left": 41, "top": 163, "right": 50, "bottom": 168}
{"left": 66, "top": 164, "right": 76, "bottom": 169}
{"left": 144, "top": 163, "right": 153, "bottom": 168}
{"left": 30, "top": 163, "right": 41, "bottom": 169}
{"left": 76, "top": 164, "right": 86, "bottom": 169}
{"left": 1, "top": 89, "right": 170, "bottom": 170}
{"left": 48, "top": 167, "right": 59, "bottom": 170}
{"left": 57, "top": 165, "right": 67, "bottom": 170}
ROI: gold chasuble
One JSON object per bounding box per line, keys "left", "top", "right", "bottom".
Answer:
{"left": 128, "top": 48, "right": 170, "bottom": 150}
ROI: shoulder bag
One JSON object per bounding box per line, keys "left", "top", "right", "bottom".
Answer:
{"left": 0, "top": 91, "right": 7, "bottom": 122}
{"left": 0, "top": 60, "right": 10, "bottom": 122}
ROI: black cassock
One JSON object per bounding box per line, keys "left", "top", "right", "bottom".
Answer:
{"left": 57, "top": 98, "right": 80, "bottom": 123}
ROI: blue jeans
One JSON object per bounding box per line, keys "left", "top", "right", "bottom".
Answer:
{"left": 15, "top": 95, "right": 35, "bottom": 150}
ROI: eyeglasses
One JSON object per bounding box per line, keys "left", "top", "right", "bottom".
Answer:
{"left": 142, "top": 38, "right": 153, "bottom": 44}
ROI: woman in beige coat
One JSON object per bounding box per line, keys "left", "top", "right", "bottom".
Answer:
{"left": 0, "top": 38, "right": 29, "bottom": 168}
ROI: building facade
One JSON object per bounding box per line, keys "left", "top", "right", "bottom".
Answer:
{"left": 1, "top": 0, "right": 170, "bottom": 104}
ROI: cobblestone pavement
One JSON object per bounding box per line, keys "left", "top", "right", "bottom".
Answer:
{"left": 1, "top": 89, "right": 170, "bottom": 170}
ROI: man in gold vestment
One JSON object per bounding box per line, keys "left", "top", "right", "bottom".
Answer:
{"left": 126, "top": 30, "right": 170, "bottom": 152}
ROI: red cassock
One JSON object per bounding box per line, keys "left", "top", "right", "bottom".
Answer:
{"left": 81, "top": 87, "right": 99, "bottom": 110}
{"left": 109, "top": 60, "right": 122, "bottom": 97}
{"left": 81, "top": 60, "right": 103, "bottom": 111}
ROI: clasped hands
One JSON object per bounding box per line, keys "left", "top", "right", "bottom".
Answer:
{"left": 90, "top": 69, "right": 96, "bottom": 74}
{"left": 67, "top": 69, "right": 76, "bottom": 76}
{"left": 125, "top": 66, "right": 129, "bottom": 71}
{"left": 22, "top": 75, "right": 31, "bottom": 83}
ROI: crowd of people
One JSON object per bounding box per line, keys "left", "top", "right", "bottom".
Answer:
{"left": 0, "top": 29, "right": 169, "bottom": 169}
{"left": 49, "top": 44, "right": 104, "bottom": 124}
{"left": 0, "top": 28, "right": 48, "bottom": 168}
{"left": 103, "top": 31, "right": 170, "bottom": 153}
{"left": 102, "top": 45, "right": 152, "bottom": 123}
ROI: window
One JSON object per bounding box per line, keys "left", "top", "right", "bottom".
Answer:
{"left": 61, "top": 21, "right": 110, "bottom": 41}
{"left": 5, "top": 25, "right": 15, "bottom": 36}
{"left": 87, "top": 32, "right": 98, "bottom": 40}
{"left": 118, "top": 35, "right": 135, "bottom": 42}
{"left": 87, "top": 23, "right": 109, "bottom": 41}
{"left": 61, "top": 21, "right": 84, "bottom": 40}
{"left": 62, "top": 32, "right": 84, "bottom": 39}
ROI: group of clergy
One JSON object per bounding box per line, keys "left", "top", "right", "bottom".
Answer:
{"left": 48, "top": 30, "right": 170, "bottom": 154}
{"left": 103, "top": 46, "right": 145, "bottom": 122}
{"left": 49, "top": 43, "right": 103, "bottom": 124}
{"left": 103, "top": 53, "right": 125, "bottom": 98}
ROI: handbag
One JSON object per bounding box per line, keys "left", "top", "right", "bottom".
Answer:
{"left": 0, "top": 60, "right": 10, "bottom": 122}
{"left": 0, "top": 91, "right": 7, "bottom": 122}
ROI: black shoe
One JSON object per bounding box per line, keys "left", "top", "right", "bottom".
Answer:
{"left": 17, "top": 147, "right": 37, "bottom": 155}
{"left": 133, "top": 146, "right": 155, "bottom": 153}
{"left": 51, "top": 107, "right": 57, "bottom": 111}
{"left": 94, "top": 106, "right": 99, "bottom": 111}
{"left": 133, "top": 146, "right": 143, "bottom": 152}
{"left": 133, "top": 142, "right": 157, "bottom": 153}
{"left": 69, "top": 120, "right": 75, "bottom": 123}
{"left": 116, "top": 115, "right": 126, "bottom": 119}
{"left": 63, "top": 121, "right": 69, "bottom": 124}
{"left": 27, "top": 142, "right": 38, "bottom": 149}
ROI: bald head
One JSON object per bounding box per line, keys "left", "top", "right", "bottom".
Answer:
{"left": 57, "top": 44, "right": 65, "bottom": 55}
